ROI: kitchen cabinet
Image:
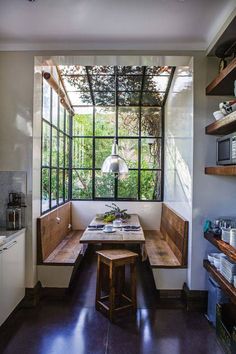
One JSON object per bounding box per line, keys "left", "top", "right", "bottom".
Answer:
{"left": 0, "top": 230, "right": 25, "bottom": 326}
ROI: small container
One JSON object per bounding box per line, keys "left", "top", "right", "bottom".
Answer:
{"left": 222, "top": 228, "right": 231, "bottom": 243}
{"left": 113, "top": 219, "right": 122, "bottom": 228}
{"left": 230, "top": 229, "right": 236, "bottom": 248}
{"left": 6, "top": 207, "right": 22, "bottom": 230}
{"left": 213, "top": 110, "right": 224, "bottom": 120}
{"left": 104, "top": 224, "right": 113, "bottom": 232}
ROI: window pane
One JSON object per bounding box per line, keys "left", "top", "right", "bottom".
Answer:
{"left": 65, "top": 136, "right": 70, "bottom": 168}
{"left": 63, "top": 75, "right": 90, "bottom": 91}
{"left": 118, "top": 171, "right": 138, "bottom": 199}
{"left": 118, "top": 92, "right": 140, "bottom": 106}
{"left": 41, "top": 168, "right": 50, "bottom": 212}
{"left": 141, "top": 138, "right": 162, "bottom": 169}
{"left": 95, "top": 171, "right": 114, "bottom": 198}
{"left": 72, "top": 138, "right": 93, "bottom": 168}
{"left": 68, "top": 91, "right": 93, "bottom": 106}
{"left": 142, "top": 92, "right": 165, "bottom": 106}
{"left": 42, "top": 122, "right": 50, "bottom": 166}
{"left": 72, "top": 170, "right": 92, "bottom": 199}
{"left": 52, "top": 90, "right": 58, "bottom": 126}
{"left": 117, "top": 66, "right": 143, "bottom": 75}
{"left": 144, "top": 76, "right": 169, "bottom": 91}
{"left": 94, "top": 92, "right": 115, "bottom": 106}
{"left": 119, "top": 139, "right": 138, "bottom": 168}
{"left": 65, "top": 110, "right": 70, "bottom": 135}
{"left": 65, "top": 169, "right": 69, "bottom": 201}
{"left": 118, "top": 107, "right": 139, "bottom": 136}
{"left": 51, "top": 127, "right": 58, "bottom": 167}
{"left": 95, "top": 138, "right": 113, "bottom": 168}
{"left": 91, "top": 76, "right": 115, "bottom": 91}
{"left": 95, "top": 107, "right": 115, "bottom": 136}
{"left": 51, "top": 168, "right": 58, "bottom": 207}
{"left": 141, "top": 107, "right": 162, "bottom": 137}
{"left": 73, "top": 107, "right": 93, "bottom": 136}
{"left": 59, "top": 132, "right": 64, "bottom": 168}
{"left": 118, "top": 76, "right": 142, "bottom": 91}
{"left": 87, "top": 66, "right": 114, "bottom": 75}
{"left": 59, "top": 104, "right": 65, "bottom": 131}
{"left": 42, "top": 79, "right": 51, "bottom": 122}
{"left": 59, "top": 169, "right": 64, "bottom": 204}
{"left": 140, "top": 170, "right": 161, "bottom": 200}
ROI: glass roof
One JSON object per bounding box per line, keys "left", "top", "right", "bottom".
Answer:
{"left": 59, "top": 65, "right": 174, "bottom": 107}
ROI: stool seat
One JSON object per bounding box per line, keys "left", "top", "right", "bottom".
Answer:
{"left": 96, "top": 249, "right": 138, "bottom": 261}
{"left": 95, "top": 249, "right": 138, "bottom": 322}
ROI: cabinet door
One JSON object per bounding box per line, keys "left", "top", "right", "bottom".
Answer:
{"left": 0, "top": 232, "right": 25, "bottom": 325}
{"left": 0, "top": 249, "right": 4, "bottom": 325}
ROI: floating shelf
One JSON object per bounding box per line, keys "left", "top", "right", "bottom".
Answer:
{"left": 206, "top": 57, "right": 236, "bottom": 96}
{"left": 203, "top": 260, "right": 236, "bottom": 304}
{"left": 205, "top": 111, "right": 236, "bottom": 135}
{"left": 205, "top": 166, "right": 236, "bottom": 176}
{"left": 204, "top": 232, "right": 236, "bottom": 263}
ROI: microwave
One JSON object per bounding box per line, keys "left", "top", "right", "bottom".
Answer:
{"left": 217, "top": 132, "right": 236, "bottom": 165}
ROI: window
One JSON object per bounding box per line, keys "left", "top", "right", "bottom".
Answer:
{"left": 41, "top": 73, "right": 71, "bottom": 213}
{"left": 41, "top": 65, "right": 174, "bottom": 211}
{"left": 71, "top": 106, "right": 163, "bottom": 201}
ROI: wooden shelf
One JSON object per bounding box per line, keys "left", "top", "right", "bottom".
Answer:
{"left": 205, "top": 111, "right": 236, "bottom": 135}
{"left": 203, "top": 260, "right": 236, "bottom": 304}
{"left": 204, "top": 232, "right": 236, "bottom": 263}
{"left": 205, "top": 166, "right": 236, "bottom": 176}
{"left": 206, "top": 57, "right": 236, "bottom": 96}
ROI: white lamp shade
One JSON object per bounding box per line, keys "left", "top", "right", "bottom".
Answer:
{"left": 101, "top": 154, "right": 129, "bottom": 175}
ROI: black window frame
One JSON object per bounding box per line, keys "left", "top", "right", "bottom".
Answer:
{"left": 40, "top": 74, "right": 72, "bottom": 215}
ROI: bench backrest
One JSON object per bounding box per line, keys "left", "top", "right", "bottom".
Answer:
{"left": 160, "top": 204, "right": 188, "bottom": 266}
{"left": 37, "top": 202, "right": 71, "bottom": 263}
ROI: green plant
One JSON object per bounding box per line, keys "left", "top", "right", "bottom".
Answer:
{"left": 104, "top": 203, "right": 130, "bottom": 220}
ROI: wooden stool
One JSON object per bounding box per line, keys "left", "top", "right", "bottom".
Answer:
{"left": 95, "top": 249, "right": 138, "bottom": 322}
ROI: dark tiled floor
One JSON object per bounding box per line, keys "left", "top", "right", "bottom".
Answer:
{"left": 0, "top": 247, "right": 224, "bottom": 354}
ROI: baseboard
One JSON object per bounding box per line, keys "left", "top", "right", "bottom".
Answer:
{"left": 156, "top": 289, "right": 185, "bottom": 309}
{"left": 40, "top": 287, "right": 68, "bottom": 299}
{"left": 20, "top": 281, "right": 42, "bottom": 308}
{"left": 183, "top": 283, "right": 208, "bottom": 312}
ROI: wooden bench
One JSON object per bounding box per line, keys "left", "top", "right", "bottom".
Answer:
{"left": 145, "top": 204, "right": 188, "bottom": 268}
{"left": 37, "top": 202, "right": 84, "bottom": 266}
{"left": 37, "top": 202, "right": 85, "bottom": 288}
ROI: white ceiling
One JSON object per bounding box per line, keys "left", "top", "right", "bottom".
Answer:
{"left": 0, "top": 0, "right": 235, "bottom": 51}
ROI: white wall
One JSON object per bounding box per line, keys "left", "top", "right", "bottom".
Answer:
{"left": 164, "top": 63, "right": 193, "bottom": 222}
{"left": 191, "top": 56, "right": 236, "bottom": 290}
{"left": 72, "top": 201, "right": 162, "bottom": 230}
{"left": 160, "top": 63, "right": 193, "bottom": 289}
{"left": 0, "top": 52, "right": 36, "bottom": 288}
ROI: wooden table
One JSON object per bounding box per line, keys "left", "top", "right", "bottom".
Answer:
{"left": 80, "top": 214, "right": 145, "bottom": 245}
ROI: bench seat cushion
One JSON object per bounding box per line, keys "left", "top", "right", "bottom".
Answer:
{"left": 144, "top": 230, "right": 183, "bottom": 268}
{"left": 43, "top": 230, "right": 83, "bottom": 265}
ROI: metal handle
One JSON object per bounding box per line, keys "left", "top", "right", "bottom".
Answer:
{"left": 3, "top": 240, "right": 17, "bottom": 250}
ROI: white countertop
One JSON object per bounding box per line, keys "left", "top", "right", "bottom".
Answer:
{"left": 0, "top": 228, "right": 26, "bottom": 248}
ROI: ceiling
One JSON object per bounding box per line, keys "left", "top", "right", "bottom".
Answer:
{"left": 59, "top": 65, "right": 176, "bottom": 107}
{"left": 0, "top": 0, "right": 235, "bottom": 51}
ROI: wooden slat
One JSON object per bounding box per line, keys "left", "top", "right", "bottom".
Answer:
{"left": 44, "top": 230, "right": 83, "bottom": 265}
{"left": 203, "top": 260, "right": 236, "bottom": 304}
{"left": 206, "top": 57, "right": 236, "bottom": 96}
{"left": 37, "top": 202, "right": 71, "bottom": 262}
{"left": 204, "top": 232, "right": 236, "bottom": 263}
{"left": 205, "top": 111, "right": 236, "bottom": 135}
{"left": 205, "top": 166, "right": 236, "bottom": 176}
{"left": 144, "top": 230, "right": 182, "bottom": 268}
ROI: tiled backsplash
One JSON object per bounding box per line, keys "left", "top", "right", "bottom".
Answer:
{"left": 0, "top": 171, "right": 26, "bottom": 227}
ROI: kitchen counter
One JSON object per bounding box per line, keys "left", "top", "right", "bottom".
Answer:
{"left": 0, "top": 228, "right": 26, "bottom": 247}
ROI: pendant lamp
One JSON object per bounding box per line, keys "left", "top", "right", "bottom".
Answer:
{"left": 101, "top": 137, "right": 129, "bottom": 178}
